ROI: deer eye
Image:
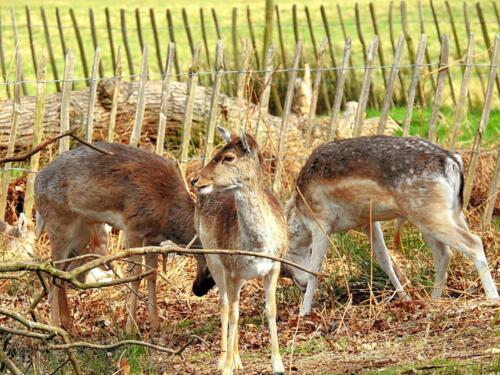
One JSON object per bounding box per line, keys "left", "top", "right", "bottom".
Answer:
{"left": 222, "top": 153, "right": 236, "bottom": 163}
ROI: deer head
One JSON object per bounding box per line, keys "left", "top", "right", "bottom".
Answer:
{"left": 191, "top": 126, "right": 262, "bottom": 194}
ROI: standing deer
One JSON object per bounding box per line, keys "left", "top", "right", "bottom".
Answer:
{"left": 35, "top": 142, "right": 214, "bottom": 333}
{"left": 281, "top": 136, "right": 499, "bottom": 316}
{"left": 191, "top": 127, "right": 286, "bottom": 375}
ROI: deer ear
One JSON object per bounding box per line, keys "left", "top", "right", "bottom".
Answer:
{"left": 217, "top": 126, "right": 233, "bottom": 144}
{"left": 17, "top": 213, "right": 28, "bottom": 236}
{"left": 239, "top": 130, "right": 251, "bottom": 154}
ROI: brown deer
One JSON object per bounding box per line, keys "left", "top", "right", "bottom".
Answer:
{"left": 35, "top": 142, "right": 214, "bottom": 333}
{"left": 191, "top": 127, "right": 286, "bottom": 375}
{"left": 282, "top": 136, "right": 499, "bottom": 316}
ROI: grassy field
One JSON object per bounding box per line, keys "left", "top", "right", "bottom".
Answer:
{"left": 1, "top": 0, "right": 498, "bottom": 109}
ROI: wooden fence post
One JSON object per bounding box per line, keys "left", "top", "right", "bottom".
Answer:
{"left": 59, "top": 50, "right": 74, "bottom": 155}
{"left": 353, "top": 36, "right": 379, "bottom": 138}
{"left": 305, "top": 38, "right": 328, "bottom": 146}
{"left": 150, "top": 8, "right": 163, "bottom": 75}
{"left": 203, "top": 40, "right": 223, "bottom": 165}
{"left": 402, "top": 34, "right": 427, "bottom": 136}
{"left": 262, "top": 0, "right": 274, "bottom": 63}
{"left": 320, "top": 6, "right": 339, "bottom": 86}
{"left": 166, "top": 9, "right": 180, "bottom": 77}
{"left": 121, "top": 9, "right": 135, "bottom": 80}
{"left": 135, "top": 8, "right": 144, "bottom": 51}
{"left": 378, "top": 35, "right": 405, "bottom": 135}
{"left": 255, "top": 43, "right": 275, "bottom": 143}
{"left": 450, "top": 33, "right": 474, "bottom": 150}
{"left": 183, "top": 8, "right": 195, "bottom": 58}
{"left": 108, "top": 47, "right": 122, "bottom": 143}
{"left": 55, "top": 7, "right": 68, "bottom": 61}
{"left": 427, "top": 35, "right": 449, "bottom": 142}
{"left": 41, "top": 7, "right": 61, "bottom": 92}
{"left": 179, "top": 43, "right": 202, "bottom": 172}
{"left": 130, "top": 46, "right": 149, "bottom": 147}
{"left": 463, "top": 2, "right": 485, "bottom": 98}
{"left": 70, "top": 8, "right": 89, "bottom": 85}
{"left": 273, "top": 41, "right": 302, "bottom": 193}
{"left": 355, "top": 3, "right": 377, "bottom": 107}
{"left": 328, "top": 38, "right": 352, "bottom": 141}
{"left": 89, "top": 9, "right": 104, "bottom": 78}
{"left": 476, "top": 2, "right": 500, "bottom": 96}
{"left": 211, "top": 8, "right": 234, "bottom": 96}
{"left": 24, "top": 51, "right": 47, "bottom": 220}
{"left": 25, "top": 6, "right": 38, "bottom": 75}
{"left": 231, "top": 7, "right": 240, "bottom": 71}
{"left": 463, "top": 34, "right": 499, "bottom": 207}
{"left": 418, "top": 0, "right": 436, "bottom": 91}
{"left": 246, "top": 7, "right": 260, "bottom": 70}
{"left": 369, "top": 3, "right": 388, "bottom": 92}
{"left": 86, "top": 48, "right": 101, "bottom": 142}
{"left": 337, "top": 4, "right": 357, "bottom": 99}
{"left": 105, "top": 8, "right": 116, "bottom": 72}
{"left": 200, "top": 9, "right": 212, "bottom": 77}
{"left": 401, "top": 1, "right": 422, "bottom": 107}
{"left": 156, "top": 43, "right": 175, "bottom": 156}
{"left": 481, "top": 147, "right": 500, "bottom": 229}
{"left": 236, "top": 39, "right": 253, "bottom": 130}
{"left": 9, "top": 9, "right": 27, "bottom": 95}
{"left": 0, "top": 47, "right": 22, "bottom": 220}
{"left": 0, "top": 9, "right": 10, "bottom": 98}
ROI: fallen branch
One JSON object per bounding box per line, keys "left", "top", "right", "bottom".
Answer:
{"left": 0, "top": 325, "right": 53, "bottom": 340}
{"left": 0, "top": 129, "right": 113, "bottom": 164}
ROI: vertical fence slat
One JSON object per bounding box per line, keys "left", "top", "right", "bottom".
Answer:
{"left": 401, "top": 1, "right": 421, "bottom": 106}
{"left": 328, "top": 38, "right": 352, "bottom": 141}
{"left": 463, "top": 3, "right": 485, "bottom": 98}
{"left": 353, "top": 36, "right": 379, "bottom": 138}
{"left": 0, "top": 47, "right": 22, "bottom": 219}
{"left": 236, "top": 39, "right": 253, "bottom": 128}
{"left": 10, "top": 9, "right": 27, "bottom": 96}
{"left": 200, "top": 8, "right": 212, "bottom": 78}
{"left": 428, "top": 35, "right": 449, "bottom": 142}
{"left": 476, "top": 2, "right": 500, "bottom": 96}
{"left": 41, "top": 7, "right": 61, "bottom": 92}
{"left": 0, "top": 9, "right": 10, "bottom": 98}
{"left": 378, "top": 35, "right": 405, "bottom": 135}
{"left": 179, "top": 43, "right": 202, "bottom": 171}
{"left": 320, "top": 5, "right": 339, "bottom": 93}
{"left": 292, "top": 5, "right": 299, "bottom": 46}
{"left": 25, "top": 6, "right": 37, "bottom": 75}
{"left": 246, "top": 6, "right": 260, "bottom": 70}
{"left": 166, "top": 9, "right": 180, "bottom": 77}
{"left": 105, "top": 8, "right": 116, "bottom": 73}
{"left": 25, "top": 51, "right": 47, "bottom": 220}
{"left": 130, "top": 46, "right": 148, "bottom": 147}
{"left": 255, "top": 43, "right": 275, "bottom": 142}
{"left": 417, "top": 1, "right": 436, "bottom": 92}
{"left": 305, "top": 38, "right": 328, "bottom": 146}
{"left": 203, "top": 40, "right": 223, "bottom": 165}
{"left": 231, "top": 7, "right": 239, "bottom": 71}
{"left": 463, "top": 34, "right": 499, "bottom": 207}
{"left": 273, "top": 41, "right": 302, "bottom": 193}
{"left": 59, "top": 50, "right": 74, "bottom": 154}
{"left": 89, "top": 9, "right": 104, "bottom": 78}
{"left": 86, "top": 48, "right": 101, "bottom": 142}
{"left": 69, "top": 8, "right": 89, "bottom": 85}
{"left": 121, "top": 9, "right": 135, "bottom": 80}
{"left": 494, "top": 1, "right": 500, "bottom": 26}
{"left": 337, "top": 4, "right": 356, "bottom": 98}
{"left": 369, "top": 3, "right": 388, "bottom": 93}
{"left": 150, "top": 8, "right": 163, "bottom": 75}
{"left": 482, "top": 147, "right": 500, "bottom": 229}
{"left": 402, "top": 34, "right": 427, "bottom": 136}
{"left": 211, "top": 8, "right": 233, "bottom": 96}
{"left": 262, "top": 0, "right": 274, "bottom": 62}
{"left": 156, "top": 43, "right": 175, "bottom": 156}
{"left": 183, "top": 8, "right": 195, "bottom": 57}
{"left": 55, "top": 8, "right": 67, "bottom": 56}
{"left": 135, "top": 8, "right": 144, "bottom": 51}
{"left": 275, "top": 5, "right": 287, "bottom": 75}
{"left": 450, "top": 33, "right": 474, "bottom": 150}
{"left": 107, "top": 47, "right": 122, "bottom": 143}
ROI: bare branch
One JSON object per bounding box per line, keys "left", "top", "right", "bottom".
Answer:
{"left": 0, "top": 347, "right": 22, "bottom": 375}
{"left": 0, "top": 325, "right": 53, "bottom": 340}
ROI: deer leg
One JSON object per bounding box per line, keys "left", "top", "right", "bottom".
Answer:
{"left": 222, "top": 273, "right": 244, "bottom": 375}
{"left": 125, "top": 234, "right": 144, "bottom": 335}
{"left": 300, "top": 226, "right": 329, "bottom": 316}
{"left": 264, "top": 262, "right": 285, "bottom": 375}
{"left": 423, "top": 234, "right": 452, "bottom": 300}
{"left": 419, "top": 219, "right": 499, "bottom": 299}
{"left": 145, "top": 253, "right": 159, "bottom": 331}
{"left": 369, "top": 222, "right": 408, "bottom": 299}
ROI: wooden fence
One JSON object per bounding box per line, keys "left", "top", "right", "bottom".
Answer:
{"left": 0, "top": 31, "right": 498, "bottom": 228}
{"left": 0, "top": 1, "right": 499, "bottom": 110}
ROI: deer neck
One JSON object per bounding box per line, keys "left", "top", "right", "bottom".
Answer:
{"left": 233, "top": 178, "right": 273, "bottom": 249}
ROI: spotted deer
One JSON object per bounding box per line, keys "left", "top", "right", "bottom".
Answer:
{"left": 191, "top": 127, "right": 286, "bottom": 375}
{"left": 282, "top": 136, "right": 499, "bottom": 316}
{"left": 35, "top": 142, "right": 214, "bottom": 333}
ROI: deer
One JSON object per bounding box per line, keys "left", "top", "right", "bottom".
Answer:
{"left": 191, "top": 127, "right": 286, "bottom": 375}
{"left": 35, "top": 142, "right": 215, "bottom": 333}
{"left": 0, "top": 213, "right": 36, "bottom": 259}
{"left": 281, "top": 135, "right": 499, "bottom": 316}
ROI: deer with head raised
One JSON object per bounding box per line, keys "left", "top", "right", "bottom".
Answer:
{"left": 282, "top": 135, "right": 498, "bottom": 316}
{"left": 191, "top": 127, "right": 286, "bottom": 375}
{"left": 35, "top": 142, "right": 214, "bottom": 333}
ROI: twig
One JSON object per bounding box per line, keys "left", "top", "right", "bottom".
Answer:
{"left": 0, "top": 129, "right": 112, "bottom": 164}
{"left": 0, "top": 346, "right": 22, "bottom": 375}
{"left": 0, "top": 325, "right": 53, "bottom": 340}
{"left": 49, "top": 337, "right": 197, "bottom": 355}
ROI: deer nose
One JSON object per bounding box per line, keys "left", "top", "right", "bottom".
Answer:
{"left": 190, "top": 176, "right": 199, "bottom": 187}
